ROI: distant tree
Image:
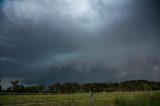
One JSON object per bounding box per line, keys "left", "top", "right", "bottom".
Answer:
{"left": 38, "top": 84, "right": 45, "bottom": 93}
{"left": 48, "top": 84, "right": 55, "bottom": 93}
{"left": 17, "top": 84, "right": 25, "bottom": 93}
{"left": 63, "top": 83, "right": 74, "bottom": 93}
{"left": 141, "top": 84, "right": 152, "bottom": 91}
{"left": 25, "top": 86, "right": 40, "bottom": 93}
{"left": 3, "top": 79, "right": 160, "bottom": 93}
{"left": 63, "top": 82, "right": 80, "bottom": 93}
{"left": 72, "top": 82, "right": 80, "bottom": 92}
{"left": 48, "top": 82, "right": 62, "bottom": 93}
{"left": 83, "top": 83, "right": 94, "bottom": 92}
{"left": 0, "top": 79, "right": 2, "bottom": 93}
{"left": 54, "top": 82, "right": 62, "bottom": 92}
{"left": 6, "top": 87, "right": 12, "bottom": 92}
{"left": 11, "top": 80, "right": 20, "bottom": 92}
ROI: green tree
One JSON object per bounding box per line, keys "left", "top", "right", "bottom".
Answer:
{"left": 0, "top": 79, "right": 2, "bottom": 93}
{"left": 38, "top": 84, "right": 45, "bottom": 93}
{"left": 11, "top": 80, "right": 20, "bottom": 92}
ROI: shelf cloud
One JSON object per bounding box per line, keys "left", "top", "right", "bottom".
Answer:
{"left": 0, "top": 0, "right": 160, "bottom": 84}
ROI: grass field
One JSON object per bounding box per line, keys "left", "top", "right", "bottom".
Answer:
{"left": 0, "top": 91, "right": 160, "bottom": 106}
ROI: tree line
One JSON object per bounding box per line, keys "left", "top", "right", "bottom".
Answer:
{"left": 0, "top": 80, "right": 160, "bottom": 93}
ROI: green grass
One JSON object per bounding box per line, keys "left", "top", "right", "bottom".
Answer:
{"left": 113, "top": 92, "right": 160, "bottom": 106}
{"left": 0, "top": 91, "right": 160, "bottom": 106}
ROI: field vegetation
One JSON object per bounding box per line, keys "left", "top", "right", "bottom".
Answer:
{"left": 0, "top": 80, "right": 160, "bottom": 106}
{"left": 0, "top": 91, "right": 160, "bottom": 106}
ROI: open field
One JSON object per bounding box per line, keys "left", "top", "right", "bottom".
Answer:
{"left": 0, "top": 91, "right": 160, "bottom": 106}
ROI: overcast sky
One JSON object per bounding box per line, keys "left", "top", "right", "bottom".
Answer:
{"left": 0, "top": 0, "right": 160, "bottom": 85}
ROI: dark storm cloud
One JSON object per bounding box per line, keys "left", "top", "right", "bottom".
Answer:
{"left": 0, "top": 0, "right": 160, "bottom": 84}
{"left": 95, "top": 0, "right": 160, "bottom": 47}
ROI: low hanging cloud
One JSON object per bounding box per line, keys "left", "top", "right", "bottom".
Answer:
{"left": 0, "top": 0, "right": 160, "bottom": 84}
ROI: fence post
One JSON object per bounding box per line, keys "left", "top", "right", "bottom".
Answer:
{"left": 89, "top": 91, "right": 93, "bottom": 106}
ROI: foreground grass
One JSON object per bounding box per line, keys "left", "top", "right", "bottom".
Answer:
{"left": 113, "top": 91, "right": 160, "bottom": 106}
{"left": 0, "top": 91, "right": 160, "bottom": 106}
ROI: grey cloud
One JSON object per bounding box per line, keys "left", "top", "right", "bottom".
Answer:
{"left": 23, "top": 54, "right": 160, "bottom": 84}
{"left": 0, "top": 0, "right": 160, "bottom": 84}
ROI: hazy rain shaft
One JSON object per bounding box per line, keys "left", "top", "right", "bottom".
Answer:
{"left": 0, "top": 0, "right": 160, "bottom": 84}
